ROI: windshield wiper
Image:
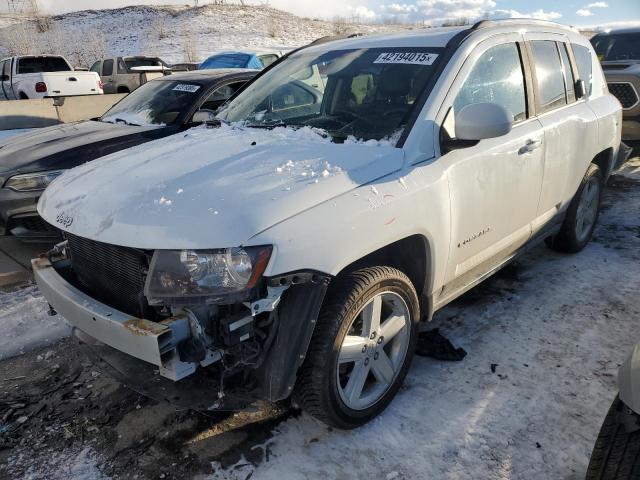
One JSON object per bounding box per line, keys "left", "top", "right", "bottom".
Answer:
{"left": 244, "top": 120, "right": 289, "bottom": 129}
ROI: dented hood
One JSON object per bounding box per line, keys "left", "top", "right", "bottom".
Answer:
{"left": 38, "top": 125, "right": 403, "bottom": 249}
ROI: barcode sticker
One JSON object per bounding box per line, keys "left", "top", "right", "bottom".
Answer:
{"left": 173, "top": 84, "right": 200, "bottom": 93}
{"left": 373, "top": 52, "right": 438, "bottom": 65}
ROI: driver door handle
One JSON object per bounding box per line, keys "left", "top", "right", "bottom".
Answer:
{"left": 519, "top": 138, "right": 542, "bottom": 155}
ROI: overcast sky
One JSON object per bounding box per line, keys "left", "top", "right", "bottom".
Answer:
{"left": 7, "top": 0, "right": 640, "bottom": 28}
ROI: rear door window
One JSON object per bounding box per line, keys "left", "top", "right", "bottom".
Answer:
{"left": 572, "top": 44, "right": 593, "bottom": 96}
{"left": 530, "top": 40, "right": 567, "bottom": 113}
{"left": 454, "top": 42, "right": 527, "bottom": 122}
{"left": 102, "top": 59, "right": 114, "bottom": 77}
{"left": 117, "top": 58, "right": 128, "bottom": 74}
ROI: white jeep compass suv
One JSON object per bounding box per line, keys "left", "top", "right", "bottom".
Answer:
{"left": 33, "top": 19, "right": 626, "bottom": 429}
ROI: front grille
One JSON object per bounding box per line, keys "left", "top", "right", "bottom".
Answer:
{"left": 66, "top": 233, "right": 149, "bottom": 317}
{"left": 608, "top": 82, "right": 639, "bottom": 109}
{"left": 8, "top": 215, "right": 57, "bottom": 233}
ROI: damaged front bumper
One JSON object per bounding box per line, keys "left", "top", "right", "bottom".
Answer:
{"left": 32, "top": 255, "right": 199, "bottom": 381}
{"left": 32, "top": 253, "right": 331, "bottom": 408}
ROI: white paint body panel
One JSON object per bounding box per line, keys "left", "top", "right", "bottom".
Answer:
{"left": 37, "top": 21, "right": 623, "bottom": 313}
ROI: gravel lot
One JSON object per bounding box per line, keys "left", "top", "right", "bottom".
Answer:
{"left": 0, "top": 157, "right": 638, "bottom": 480}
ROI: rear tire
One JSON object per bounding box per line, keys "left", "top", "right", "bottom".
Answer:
{"left": 295, "top": 266, "right": 419, "bottom": 429}
{"left": 586, "top": 395, "right": 640, "bottom": 480}
{"left": 546, "top": 163, "right": 603, "bottom": 253}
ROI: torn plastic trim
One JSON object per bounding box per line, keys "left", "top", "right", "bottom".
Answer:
{"left": 32, "top": 255, "right": 198, "bottom": 381}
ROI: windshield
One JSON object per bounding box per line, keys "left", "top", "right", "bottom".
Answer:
{"left": 200, "top": 53, "right": 258, "bottom": 69}
{"left": 592, "top": 33, "right": 640, "bottom": 61}
{"left": 17, "top": 56, "right": 71, "bottom": 74}
{"left": 217, "top": 47, "right": 442, "bottom": 143}
{"left": 101, "top": 80, "right": 203, "bottom": 126}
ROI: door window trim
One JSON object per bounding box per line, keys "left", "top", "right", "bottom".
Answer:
{"left": 525, "top": 38, "right": 582, "bottom": 116}
{"left": 438, "top": 38, "right": 533, "bottom": 152}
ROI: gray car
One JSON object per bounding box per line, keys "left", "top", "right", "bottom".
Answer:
{"left": 591, "top": 27, "right": 640, "bottom": 141}
{"left": 90, "top": 56, "right": 170, "bottom": 94}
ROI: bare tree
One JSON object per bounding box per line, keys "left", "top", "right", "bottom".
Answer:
{"left": 331, "top": 15, "right": 349, "bottom": 35}
{"left": 0, "top": 22, "right": 37, "bottom": 56}
{"left": 150, "top": 14, "right": 169, "bottom": 40}
{"left": 182, "top": 30, "right": 198, "bottom": 63}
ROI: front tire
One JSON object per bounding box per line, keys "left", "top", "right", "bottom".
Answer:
{"left": 546, "top": 163, "right": 603, "bottom": 253}
{"left": 295, "top": 266, "right": 419, "bottom": 429}
{"left": 586, "top": 395, "right": 640, "bottom": 479}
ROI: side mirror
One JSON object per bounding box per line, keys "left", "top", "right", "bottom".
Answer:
{"left": 0, "top": 74, "right": 9, "bottom": 82}
{"left": 455, "top": 103, "right": 513, "bottom": 141}
{"left": 192, "top": 110, "right": 217, "bottom": 124}
{"left": 575, "top": 79, "right": 587, "bottom": 99}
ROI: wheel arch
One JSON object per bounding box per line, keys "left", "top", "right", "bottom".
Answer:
{"left": 334, "top": 234, "right": 433, "bottom": 320}
{"left": 591, "top": 147, "right": 614, "bottom": 179}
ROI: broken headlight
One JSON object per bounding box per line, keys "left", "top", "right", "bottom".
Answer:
{"left": 144, "top": 246, "right": 272, "bottom": 299}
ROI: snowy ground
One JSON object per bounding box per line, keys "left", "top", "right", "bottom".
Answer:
{"left": 0, "top": 157, "right": 639, "bottom": 479}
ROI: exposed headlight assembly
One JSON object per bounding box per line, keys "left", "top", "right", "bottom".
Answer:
{"left": 144, "top": 246, "right": 272, "bottom": 300}
{"left": 4, "top": 170, "right": 65, "bottom": 192}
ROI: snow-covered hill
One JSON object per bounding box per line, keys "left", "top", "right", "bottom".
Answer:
{"left": 0, "top": 4, "right": 411, "bottom": 66}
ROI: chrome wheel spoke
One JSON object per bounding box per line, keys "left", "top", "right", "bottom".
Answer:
{"left": 344, "top": 360, "right": 370, "bottom": 405}
{"left": 362, "top": 295, "right": 382, "bottom": 337}
{"left": 339, "top": 335, "right": 368, "bottom": 363}
{"left": 371, "top": 351, "right": 395, "bottom": 385}
{"left": 380, "top": 315, "right": 406, "bottom": 344}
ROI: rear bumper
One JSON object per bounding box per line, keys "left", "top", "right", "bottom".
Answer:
{"left": 32, "top": 256, "right": 195, "bottom": 380}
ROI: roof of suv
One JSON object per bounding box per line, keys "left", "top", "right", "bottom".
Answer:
{"left": 302, "top": 19, "right": 579, "bottom": 52}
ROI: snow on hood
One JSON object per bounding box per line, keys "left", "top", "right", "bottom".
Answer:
{"left": 38, "top": 124, "right": 403, "bottom": 249}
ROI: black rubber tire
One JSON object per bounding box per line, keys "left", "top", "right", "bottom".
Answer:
{"left": 546, "top": 163, "right": 603, "bottom": 253}
{"left": 295, "top": 266, "right": 419, "bottom": 429}
{"left": 586, "top": 396, "right": 640, "bottom": 480}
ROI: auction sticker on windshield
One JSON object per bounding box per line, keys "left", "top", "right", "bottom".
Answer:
{"left": 173, "top": 84, "right": 201, "bottom": 93}
{"left": 373, "top": 52, "right": 438, "bottom": 65}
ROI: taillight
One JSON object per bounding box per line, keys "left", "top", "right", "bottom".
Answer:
{"left": 35, "top": 82, "right": 47, "bottom": 93}
{"left": 98, "top": 80, "right": 104, "bottom": 90}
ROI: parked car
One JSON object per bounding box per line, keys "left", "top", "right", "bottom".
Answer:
{"left": 591, "top": 27, "right": 640, "bottom": 141}
{"left": 34, "top": 19, "right": 626, "bottom": 429}
{"left": 0, "top": 55, "right": 103, "bottom": 100}
{"left": 587, "top": 343, "right": 640, "bottom": 479}
{"left": 170, "top": 63, "right": 199, "bottom": 72}
{"left": 199, "top": 50, "right": 283, "bottom": 70}
{"left": 0, "top": 69, "right": 256, "bottom": 241}
{"left": 90, "top": 56, "right": 170, "bottom": 94}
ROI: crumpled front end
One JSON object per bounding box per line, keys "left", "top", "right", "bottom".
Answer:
{"left": 32, "top": 239, "right": 330, "bottom": 410}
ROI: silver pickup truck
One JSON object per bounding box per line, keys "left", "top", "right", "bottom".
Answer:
{"left": 592, "top": 27, "right": 640, "bottom": 141}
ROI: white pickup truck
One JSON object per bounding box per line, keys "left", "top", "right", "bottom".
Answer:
{"left": 0, "top": 55, "right": 103, "bottom": 100}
